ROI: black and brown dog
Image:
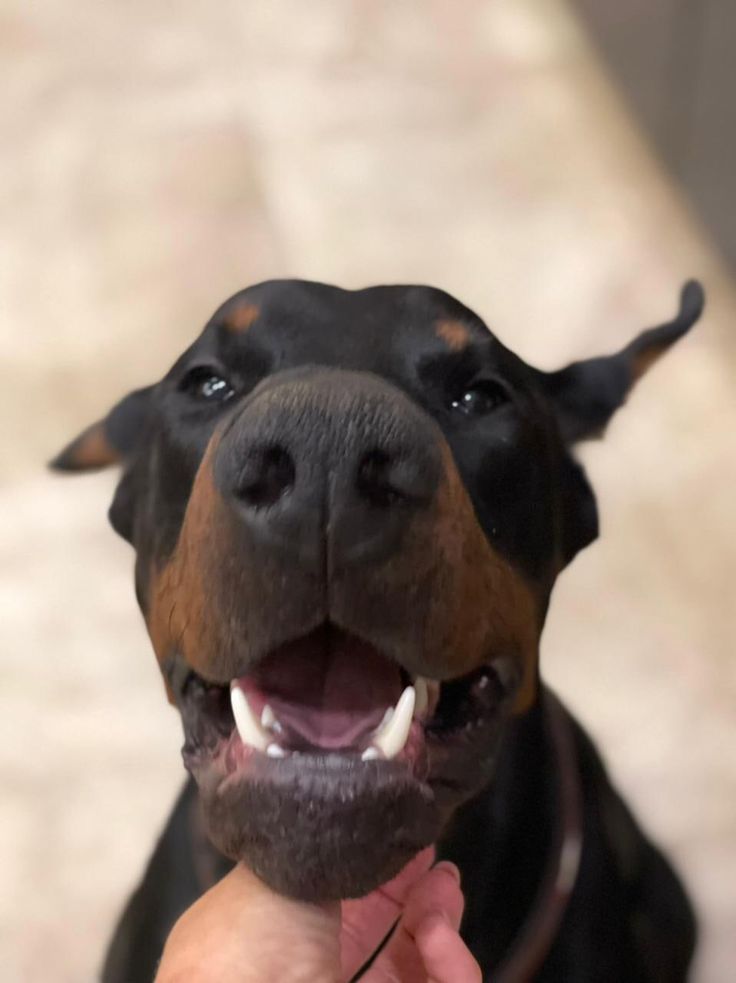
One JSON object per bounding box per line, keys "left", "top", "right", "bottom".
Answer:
{"left": 53, "top": 278, "right": 704, "bottom": 982}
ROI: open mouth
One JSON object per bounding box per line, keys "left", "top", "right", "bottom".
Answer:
{"left": 231, "top": 637, "right": 431, "bottom": 765}
{"left": 168, "top": 622, "right": 518, "bottom": 900}
{"left": 173, "top": 623, "right": 516, "bottom": 786}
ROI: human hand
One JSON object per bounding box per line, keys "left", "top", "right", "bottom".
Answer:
{"left": 155, "top": 847, "right": 481, "bottom": 982}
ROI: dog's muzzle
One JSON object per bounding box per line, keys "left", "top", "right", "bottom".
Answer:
{"left": 147, "top": 367, "right": 539, "bottom": 900}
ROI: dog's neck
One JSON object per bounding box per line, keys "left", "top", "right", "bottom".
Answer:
{"left": 438, "top": 688, "right": 578, "bottom": 973}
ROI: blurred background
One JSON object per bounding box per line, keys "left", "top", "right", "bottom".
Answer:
{"left": 1, "top": 1, "right": 734, "bottom": 980}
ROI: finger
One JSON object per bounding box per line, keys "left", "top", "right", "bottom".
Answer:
{"left": 415, "top": 912, "right": 482, "bottom": 983}
{"left": 340, "top": 847, "right": 435, "bottom": 980}
{"left": 401, "top": 863, "right": 481, "bottom": 983}
{"left": 363, "top": 861, "right": 468, "bottom": 983}
{"left": 362, "top": 925, "right": 426, "bottom": 983}
{"left": 401, "top": 861, "right": 465, "bottom": 936}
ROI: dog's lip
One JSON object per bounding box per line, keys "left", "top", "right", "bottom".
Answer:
{"left": 217, "top": 742, "right": 433, "bottom": 796}
{"left": 167, "top": 622, "right": 425, "bottom": 692}
{"left": 211, "top": 717, "right": 432, "bottom": 796}
{"left": 168, "top": 621, "right": 518, "bottom": 701}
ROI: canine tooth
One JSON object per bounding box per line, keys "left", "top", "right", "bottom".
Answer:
{"left": 361, "top": 746, "right": 381, "bottom": 761}
{"left": 414, "top": 677, "right": 429, "bottom": 718}
{"left": 373, "top": 686, "right": 415, "bottom": 760}
{"left": 266, "top": 743, "right": 286, "bottom": 758}
{"left": 261, "top": 704, "right": 277, "bottom": 730}
{"left": 230, "top": 685, "right": 270, "bottom": 751}
{"left": 374, "top": 706, "right": 394, "bottom": 733}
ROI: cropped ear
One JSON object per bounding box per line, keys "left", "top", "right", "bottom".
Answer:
{"left": 541, "top": 281, "right": 704, "bottom": 443}
{"left": 49, "top": 386, "right": 154, "bottom": 473}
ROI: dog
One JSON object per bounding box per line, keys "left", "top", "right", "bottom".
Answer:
{"left": 52, "top": 278, "right": 703, "bottom": 981}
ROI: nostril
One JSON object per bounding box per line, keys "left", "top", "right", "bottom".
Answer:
{"left": 356, "top": 450, "right": 409, "bottom": 509}
{"left": 236, "top": 445, "right": 296, "bottom": 509}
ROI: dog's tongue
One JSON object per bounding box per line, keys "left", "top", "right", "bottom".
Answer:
{"left": 237, "top": 629, "right": 403, "bottom": 750}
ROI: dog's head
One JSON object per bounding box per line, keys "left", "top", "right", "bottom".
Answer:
{"left": 53, "top": 279, "right": 703, "bottom": 900}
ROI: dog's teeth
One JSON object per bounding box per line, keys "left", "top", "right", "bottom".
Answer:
{"left": 266, "top": 743, "right": 286, "bottom": 758}
{"left": 361, "top": 746, "right": 381, "bottom": 761}
{"left": 374, "top": 706, "right": 394, "bottom": 733}
{"left": 261, "top": 704, "right": 277, "bottom": 730}
{"left": 373, "top": 686, "right": 415, "bottom": 760}
{"left": 414, "top": 677, "right": 429, "bottom": 718}
{"left": 230, "top": 685, "right": 270, "bottom": 751}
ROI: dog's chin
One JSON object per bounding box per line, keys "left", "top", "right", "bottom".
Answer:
{"left": 172, "top": 625, "right": 518, "bottom": 901}
{"left": 192, "top": 752, "right": 441, "bottom": 900}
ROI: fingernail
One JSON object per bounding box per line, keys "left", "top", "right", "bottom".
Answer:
{"left": 433, "top": 860, "right": 461, "bottom": 883}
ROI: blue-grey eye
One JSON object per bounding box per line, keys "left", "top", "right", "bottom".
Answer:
{"left": 179, "top": 366, "right": 235, "bottom": 403}
{"left": 450, "top": 380, "right": 509, "bottom": 417}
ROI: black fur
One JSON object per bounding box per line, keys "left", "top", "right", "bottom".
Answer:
{"left": 51, "top": 279, "right": 702, "bottom": 981}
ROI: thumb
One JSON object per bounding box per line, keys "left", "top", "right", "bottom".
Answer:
{"left": 157, "top": 863, "right": 341, "bottom": 983}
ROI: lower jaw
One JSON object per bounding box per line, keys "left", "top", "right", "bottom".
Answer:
{"left": 189, "top": 749, "right": 442, "bottom": 901}
{"left": 175, "top": 648, "right": 516, "bottom": 900}
{"left": 184, "top": 724, "right": 504, "bottom": 901}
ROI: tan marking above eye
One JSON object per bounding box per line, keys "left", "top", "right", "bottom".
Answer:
{"left": 435, "top": 319, "right": 471, "bottom": 352}
{"left": 224, "top": 303, "right": 260, "bottom": 334}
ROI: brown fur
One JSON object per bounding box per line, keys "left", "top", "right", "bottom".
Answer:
{"left": 147, "top": 420, "right": 540, "bottom": 710}
{"left": 62, "top": 422, "right": 120, "bottom": 470}
{"left": 224, "top": 303, "right": 260, "bottom": 334}
{"left": 435, "top": 319, "right": 471, "bottom": 352}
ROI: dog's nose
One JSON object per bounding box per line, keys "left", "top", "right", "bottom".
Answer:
{"left": 235, "top": 445, "right": 297, "bottom": 509}
{"left": 213, "top": 368, "right": 442, "bottom": 568}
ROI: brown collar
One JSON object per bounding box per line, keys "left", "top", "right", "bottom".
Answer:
{"left": 493, "top": 688, "right": 584, "bottom": 982}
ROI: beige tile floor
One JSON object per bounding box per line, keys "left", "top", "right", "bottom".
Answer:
{"left": 1, "top": 1, "right": 734, "bottom": 979}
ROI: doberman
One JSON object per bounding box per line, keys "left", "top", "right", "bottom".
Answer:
{"left": 52, "top": 279, "right": 704, "bottom": 982}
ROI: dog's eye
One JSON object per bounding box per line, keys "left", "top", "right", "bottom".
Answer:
{"left": 179, "top": 366, "right": 235, "bottom": 403}
{"left": 450, "top": 380, "right": 509, "bottom": 417}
